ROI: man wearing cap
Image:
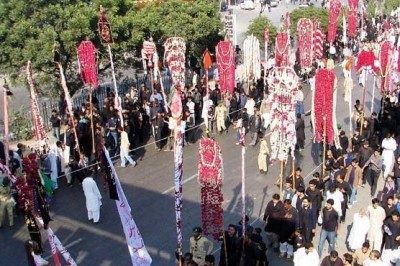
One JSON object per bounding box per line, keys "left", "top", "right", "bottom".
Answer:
{"left": 189, "top": 226, "right": 213, "bottom": 265}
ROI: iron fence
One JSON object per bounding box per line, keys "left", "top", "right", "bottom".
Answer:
{"left": 3, "top": 69, "right": 195, "bottom": 142}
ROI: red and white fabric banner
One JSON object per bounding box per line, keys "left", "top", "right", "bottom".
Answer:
{"left": 47, "top": 227, "right": 77, "bottom": 266}
{"left": 313, "top": 69, "right": 337, "bottom": 145}
{"left": 267, "top": 67, "right": 298, "bottom": 161}
{"left": 0, "top": 161, "right": 17, "bottom": 183}
{"left": 164, "top": 37, "right": 186, "bottom": 90}
{"left": 275, "top": 33, "right": 290, "bottom": 67}
{"left": 26, "top": 61, "right": 49, "bottom": 149}
{"left": 312, "top": 20, "right": 325, "bottom": 60}
{"left": 77, "top": 41, "right": 98, "bottom": 89}
{"left": 327, "top": 0, "right": 342, "bottom": 43}
{"left": 297, "top": 18, "right": 314, "bottom": 69}
{"left": 104, "top": 148, "right": 152, "bottom": 266}
{"left": 379, "top": 40, "right": 395, "bottom": 93}
{"left": 141, "top": 39, "right": 159, "bottom": 77}
{"left": 198, "top": 138, "right": 224, "bottom": 240}
{"left": 348, "top": 0, "right": 358, "bottom": 38}
{"left": 216, "top": 41, "right": 236, "bottom": 93}
{"left": 243, "top": 36, "right": 261, "bottom": 86}
{"left": 174, "top": 130, "right": 184, "bottom": 254}
{"left": 57, "top": 63, "right": 79, "bottom": 149}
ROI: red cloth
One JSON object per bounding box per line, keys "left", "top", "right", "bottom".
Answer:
{"left": 379, "top": 41, "right": 393, "bottom": 92}
{"left": 297, "top": 18, "right": 314, "bottom": 69}
{"left": 356, "top": 50, "right": 378, "bottom": 73}
{"left": 348, "top": 0, "right": 358, "bottom": 37}
{"left": 313, "top": 20, "right": 325, "bottom": 60}
{"left": 327, "top": 0, "right": 341, "bottom": 42}
{"left": 78, "top": 41, "right": 98, "bottom": 88}
{"left": 275, "top": 33, "right": 290, "bottom": 67}
{"left": 198, "top": 138, "right": 224, "bottom": 240}
{"left": 216, "top": 41, "right": 235, "bottom": 93}
{"left": 314, "top": 69, "right": 336, "bottom": 145}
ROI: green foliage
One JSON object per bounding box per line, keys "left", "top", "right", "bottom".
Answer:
{"left": 0, "top": 0, "right": 222, "bottom": 96}
{"left": 128, "top": 0, "right": 223, "bottom": 67}
{"left": 246, "top": 17, "right": 277, "bottom": 48}
{"left": 289, "top": 7, "right": 329, "bottom": 35}
{"left": 9, "top": 106, "right": 35, "bottom": 141}
{"left": 386, "top": 0, "right": 400, "bottom": 13}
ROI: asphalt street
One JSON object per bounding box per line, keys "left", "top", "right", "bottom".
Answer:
{"left": 1, "top": 1, "right": 383, "bottom": 266}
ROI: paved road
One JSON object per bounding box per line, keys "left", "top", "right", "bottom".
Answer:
{"left": 1, "top": 2, "right": 383, "bottom": 266}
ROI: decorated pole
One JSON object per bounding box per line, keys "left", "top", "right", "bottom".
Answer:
{"left": 164, "top": 37, "right": 186, "bottom": 262}
{"left": 56, "top": 62, "right": 80, "bottom": 152}
{"left": 292, "top": 155, "right": 295, "bottom": 190}
{"left": 243, "top": 35, "right": 261, "bottom": 94}
{"left": 216, "top": 41, "right": 236, "bottom": 94}
{"left": 322, "top": 117, "right": 327, "bottom": 177}
{"left": 327, "top": 0, "right": 341, "bottom": 49}
{"left": 297, "top": 18, "right": 314, "bottom": 71}
{"left": 264, "top": 28, "right": 269, "bottom": 88}
{"left": 371, "top": 76, "right": 376, "bottom": 113}
{"left": 98, "top": 6, "right": 124, "bottom": 129}
{"left": 77, "top": 40, "right": 98, "bottom": 156}
{"left": 280, "top": 161, "right": 284, "bottom": 197}
{"left": 311, "top": 64, "right": 338, "bottom": 172}
{"left": 2, "top": 81, "right": 10, "bottom": 166}
{"left": 27, "top": 61, "right": 50, "bottom": 150}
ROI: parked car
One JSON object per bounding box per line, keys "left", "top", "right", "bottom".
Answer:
{"left": 240, "top": 0, "right": 255, "bottom": 10}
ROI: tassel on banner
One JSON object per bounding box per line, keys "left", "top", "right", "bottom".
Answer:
{"left": 103, "top": 148, "right": 152, "bottom": 266}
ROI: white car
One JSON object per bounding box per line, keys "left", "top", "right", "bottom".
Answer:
{"left": 240, "top": 0, "right": 255, "bottom": 10}
{"left": 270, "top": 0, "right": 278, "bottom": 7}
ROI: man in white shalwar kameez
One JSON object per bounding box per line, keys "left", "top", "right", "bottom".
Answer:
{"left": 82, "top": 173, "right": 102, "bottom": 223}
{"left": 367, "top": 198, "right": 386, "bottom": 251}
{"left": 381, "top": 134, "right": 397, "bottom": 178}
{"left": 293, "top": 243, "right": 319, "bottom": 266}
{"left": 347, "top": 208, "right": 370, "bottom": 250}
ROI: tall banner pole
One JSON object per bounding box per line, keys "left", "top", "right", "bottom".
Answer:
{"left": 107, "top": 44, "right": 124, "bottom": 129}
{"left": 56, "top": 62, "right": 80, "bottom": 153}
{"left": 164, "top": 37, "right": 186, "bottom": 264}
{"left": 264, "top": 28, "right": 269, "bottom": 90}
{"left": 2, "top": 81, "right": 9, "bottom": 166}
{"left": 322, "top": 117, "right": 327, "bottom": 177}
{"left": 90, "top": 88, "right": 95, "bottom": 154}
{"left": 371, "top": 75, "right": 376, "bottom": 114}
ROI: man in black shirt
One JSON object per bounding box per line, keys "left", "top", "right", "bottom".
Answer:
{"left": 219, "top": 224, "right": 238, "bottom": 266}
{"left": 317, "top": 199, "right": 339, "bottom": 257}
{"left": 297, "top": 197, "right": 317, "bottom": 243}
{"left": 49, "top": 109, "right": 61, "bottom": 141}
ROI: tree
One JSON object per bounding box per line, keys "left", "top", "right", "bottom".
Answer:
{"left": 0, "top": 0, "right": 222, "bottom": 96}
{"left": 128, "top": 0, "right": 223, "bottom": 68}
{"left": 289, "top": 7, "right": 329, "bottom": 35}
{"left": 246, "top": 17, "right": 277, "bottom": 48}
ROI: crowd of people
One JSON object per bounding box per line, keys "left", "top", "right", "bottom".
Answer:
{"left": 0, "top": 2, "right": 400, "bottom": 266}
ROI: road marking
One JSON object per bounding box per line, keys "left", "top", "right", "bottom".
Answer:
{"left": 43, "top": 238, "right": 83, "bottom": 260}
{"left": 162, "top": 173, "right": 198, "bottom": 195}
{"left": 161, "top": 132, "right": 272, "bottom": 195}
